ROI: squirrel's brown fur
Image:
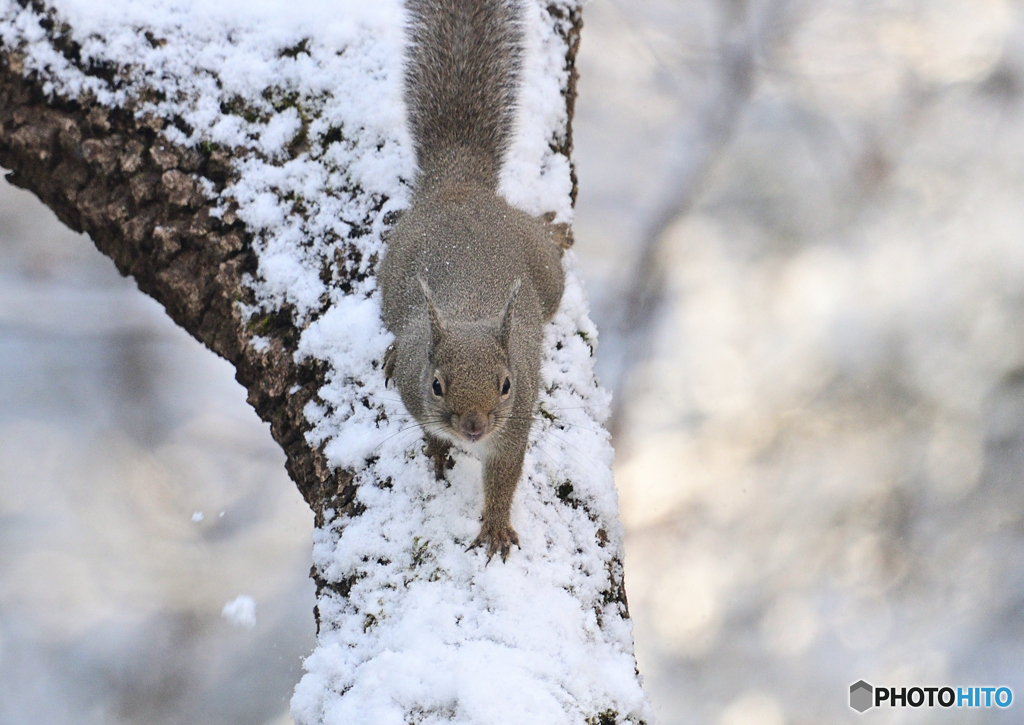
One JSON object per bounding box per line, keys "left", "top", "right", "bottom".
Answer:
{"left": 379, "top": 0, "right": 567, "bottom": 560}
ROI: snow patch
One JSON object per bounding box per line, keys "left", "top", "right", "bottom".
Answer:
{"left": 222, "top": 595, "right": 257, "bottom": 630}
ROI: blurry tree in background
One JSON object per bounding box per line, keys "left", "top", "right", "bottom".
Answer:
{"left": 576, "top": 0, "right": 1024, "bottom": 722}
{"left": 0, "top": 180, "right": 315, "bottom": 724}
{"left": 4, "top": 0, "right": 1024, "bottom": 723}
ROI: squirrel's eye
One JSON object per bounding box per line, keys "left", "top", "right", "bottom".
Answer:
{"left": 501, "top": 377, "right": 511, "bottom": 396}
{"left": 432, "top": 377, "right": 443, "bottom": 397}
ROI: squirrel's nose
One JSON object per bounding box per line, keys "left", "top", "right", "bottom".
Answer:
{"left": 460, "top": 412, "right": 487, "bottom": 440}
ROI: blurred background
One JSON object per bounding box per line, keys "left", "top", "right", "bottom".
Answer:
{"left": 0, "top": 174, "right": 315, "bottom": 719}
{"left": 577, "top": 0, "right": 1024, "bottom": 723}
{"left": 3, "top": 0, "right": 1024, "bottom": 722}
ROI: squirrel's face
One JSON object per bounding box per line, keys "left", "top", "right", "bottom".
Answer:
{"left": 423, "top": 327, "right": 515, "bottom": 445}
{"left": 413, "top": 276, "right": 521, "bottom": 445}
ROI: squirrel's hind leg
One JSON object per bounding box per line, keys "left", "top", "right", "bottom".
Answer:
{"left": 542, "top": 211, "right": 573, "bottom": 250}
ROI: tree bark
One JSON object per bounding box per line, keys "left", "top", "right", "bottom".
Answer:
{"left": 0, "top": 14, "right": 350, "bottom": 518}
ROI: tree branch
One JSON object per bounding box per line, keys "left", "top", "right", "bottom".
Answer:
{"left": 0, "top": 0, "right": 649, "bottom": 721}
{"left": 0, "top": 17, "right": 346, "bottom": 514}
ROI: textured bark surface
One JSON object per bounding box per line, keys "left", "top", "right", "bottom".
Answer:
{"left": 0, "top": 54, "right": 356, "bottom": 516}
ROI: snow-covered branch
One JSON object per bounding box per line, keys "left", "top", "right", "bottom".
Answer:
{"left": 0, "top": 0, "right": 650, "bottom": 722}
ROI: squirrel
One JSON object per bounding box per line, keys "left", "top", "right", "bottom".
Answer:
{"left": 378, "top": 0, "right": 569, "bottom": 561}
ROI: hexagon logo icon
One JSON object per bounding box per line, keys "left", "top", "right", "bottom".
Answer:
{"left": 850, "top": 680, "right": 873, "bottom": 712}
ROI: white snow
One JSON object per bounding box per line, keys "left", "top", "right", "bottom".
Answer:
{"left": 222, "top": 594, "right": 258, "bottom": 630}
{"left": 191, "top": 511, "right": 204, "bottom": 523}
{"left": 0, "top": 0, "right": 651, "bottom": 722}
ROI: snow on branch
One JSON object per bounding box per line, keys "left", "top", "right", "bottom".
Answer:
{"left": 0, "top": 0, "right": 650, "bottom": 722}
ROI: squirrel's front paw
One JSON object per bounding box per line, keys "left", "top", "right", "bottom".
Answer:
{"left": 423, "top": 436, "right": 453, "bottom": 481}
{"left": 469, "top": 522, "right": 520, "bottom": 562}
{"left": 382, "top": 343, "right": 396, "bottom": 386}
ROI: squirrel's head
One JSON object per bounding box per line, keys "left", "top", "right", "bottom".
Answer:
{"left": 418, "top": 278, "right": 520, "bottom": 445}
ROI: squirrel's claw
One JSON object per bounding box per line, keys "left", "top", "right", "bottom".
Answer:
{"left": 469, "top": 523, "right": 520, "bottom": 563}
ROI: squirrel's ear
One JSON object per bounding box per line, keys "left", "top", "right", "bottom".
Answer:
{"left": 419, "top": 277, "right": 446, "bottom": 345}
{"left": 498, "top": 279, "right": 521, "bottom": 351}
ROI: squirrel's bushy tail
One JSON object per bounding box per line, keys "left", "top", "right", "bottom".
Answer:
{"left": 404, "top": 0, "right": 522, "bottom": 189}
